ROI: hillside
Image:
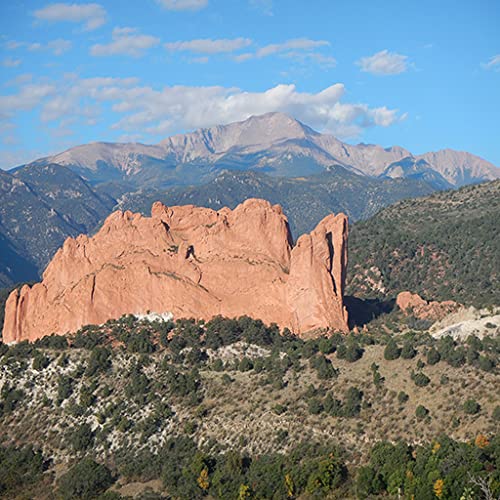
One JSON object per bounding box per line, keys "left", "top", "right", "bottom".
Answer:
{"left": 347, "top": 180, "right": 500, "bottom": 308}
{"left": 0, "top": 165, "right": 114, "bottom": 287}
{"left": 0, "top": 315, "right": 498, "bottom": 498}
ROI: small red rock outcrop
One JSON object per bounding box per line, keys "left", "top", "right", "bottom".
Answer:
{"left": 396, "top": 291, "right": 459, "bottom": 322}
{"left": 3, "top": 199, "right": 349, "bottom": 342}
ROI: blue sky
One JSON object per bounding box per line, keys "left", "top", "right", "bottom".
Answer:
{"left": 0, "top": 0, "right": 499, "bottom": 169}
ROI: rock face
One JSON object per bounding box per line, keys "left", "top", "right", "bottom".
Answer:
{"left": 396, "top": 291, "right": 459, "bottom": 322}
{"left": 3, "top": 199, "right": 349, "bottom": 342}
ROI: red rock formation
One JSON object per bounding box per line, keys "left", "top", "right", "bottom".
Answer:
{"left": 3, "top": 199, "right": 349, "bottom": 342}
{"left": 396, "top": 291, "right": 459, "bottom": 322}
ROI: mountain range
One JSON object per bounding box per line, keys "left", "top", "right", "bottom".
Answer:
{"left": 23, "top": 112, "right": 498, "bottom": 190}
{"left": 1, "top": 112, "right": 498, "bottom": 288}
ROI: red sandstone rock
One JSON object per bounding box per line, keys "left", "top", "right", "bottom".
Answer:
{"left": 396, "top": 291, "right": 459, "bottom": 322}
{"left": 3, "top": 199, "right": 349, "bottom": 342}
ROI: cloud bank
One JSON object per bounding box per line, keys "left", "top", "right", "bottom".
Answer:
{"left": 0, "top": 77, "right": 402, "bottom": 142}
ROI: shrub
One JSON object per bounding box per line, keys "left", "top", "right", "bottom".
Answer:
{"left": 71, "top": 329, "right": 104, "bottom": 349}
{"left": 70, "top": 423, "right": 94, "bottom": 451}
{"left": 416, "top": 405, "right": 429, "bottom": 420}
{"left": 239, "top": 357, "right": 254, "bottom": 372}
{"left": 478, "top": 355, "right": 494, "bottom": 372}
{"left": 121, "top": 329, "right": 155, "bottom": 354}
{"left": 446, "top": 347, "right": 466, "bottom": 367}
{"left": 32, "top": 351, "right": 50, "bottom": 371}
{"left": 308, "top": 398, "right": 323, "bottom": 415}
{"left": 0, "top": 444, "right": 45, "bottom": 495}
{"left": 212, "top": 358, "right": 224, "bottom": 371}
{"left": 356, "top": 466, "right": 383, "bottom": 498}
{"left": 398, "top": 391, "right": 409, "bottom": 404}
{"left": 346, "top": 343, "right": 364, "bottom": 362}
{"left": 336, "top": 343, "right": 347, "bottom": 359}
{"left": 412, "top": 372, "right": 431, "bottom": 387}
{"left": 370, "top": 363, "right": 384, "bottom": 388}
{"left": 463, "top": 399, "right": 480, "bottom": 415}
{"left": 318, "top": 337, "right": 336, "bottom": 354}
{"left": 310, "top": 355, "right": 339, "bottom": 379}
{"left": 34, "top": 334, "right": 68, "bottom": 349}
{"left": 384, "top": 340, "right": 401, "bottom": 360}
{"left": 57, "top": 458, "right": 114, "bottom": 499}
{"left": 492, "top": 406, "right": 500, "bottom": 421}
{"left": 57, "top": 375, "right": 73, "bottom": 404}
{"left": 0, "top": 384, "right": 25, "bottom": 415}
{"left": 344, "top": 387, "right": 363, "bottom": 417}
{"left": 86, "top": 346, "right": 111, "bottom": 377}
{"left": 401, "top": 342, "right": 417, "bottom": 359}
{"left": 305, "top": 454, "right": 347, "bottom": 495}
{"left": 273, "top": 404, "right": 287, "bottom": 415}
{"left": 426, "top": 347, "right": 441, "bottom": 365}
{"left": 323, "top": 393, "right": 343, "bottom": 417}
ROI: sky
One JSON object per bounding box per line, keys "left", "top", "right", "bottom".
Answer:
{"left": 0, "top": 0, "right": 499, "bottom": 169}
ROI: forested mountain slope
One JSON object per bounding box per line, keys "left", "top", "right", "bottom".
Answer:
{"left": 347, "top": 180, "right": 500, "bottom": 307}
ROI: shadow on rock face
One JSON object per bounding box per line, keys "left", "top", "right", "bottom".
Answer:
{"left": 344, "top": 296, "right": 396, "bottom": 329}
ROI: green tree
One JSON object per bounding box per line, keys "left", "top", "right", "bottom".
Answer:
{"left": 416, "top": 405, "right": 429, "bottom": 420}
{"left": 57, "top": 458, "right": 114, "bottom": 499}
{"left": 86, "top": 346, "right": 111, "bottom": 377}
{"left": 463, "top": 399, "right": 480, "bottom": 415}
{"left": 426, "top": 347, "right": 441, "bottom": 365}
{"left": 401, "top": 341, "right": 417, "bottom": 359}
{"left": 384, "top": 340, "right": 401, "bottom": 360}
{"left": 70, "top": 423, "right": 94, "bottom": 451}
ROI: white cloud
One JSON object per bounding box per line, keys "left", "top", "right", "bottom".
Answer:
{"left": 90, "top": 27, "right": 160, "bottom": 57}
{"left": 481, "top": 54, "right": 500, "bottom": 71}
{"left": 2, "top": 58, "right": 22, "bottom": 68}
{"left": 156, "top": 0, "right": 208, "bottom": 11}
{"left": 0, "top": 84, "right": 56, "bottom": 119}
{"left": 33, "top": 3, "right": 106, "bottom": 31}
{"left": 39, "top": 76, "right": 139, "bottom": 121}
{"left": 6, "top": 38, "right": 72, "bottom": 55}
{"left": 256, "top": 38, "right": 330, "bottom": 58}
{"left": 234, "top": 53, "right": 253, "bottom": 62}
{"left": 165, "top": 37, "right": 252, "bottom": 54}
{"left": 47, "top": 39, "right": 73, "bottom": 55}
{"left": 101, "top": 81, "right": 400, "bottom": 138}
{"left": 233, "top": 38, "right": 334, "bottom": 68}
{"left": 357, "top": 49, "right": 409, "bottom": 75}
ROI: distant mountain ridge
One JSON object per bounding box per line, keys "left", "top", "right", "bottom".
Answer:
{"left": 21, "top": 112, "right": 499, "bottom": 189}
